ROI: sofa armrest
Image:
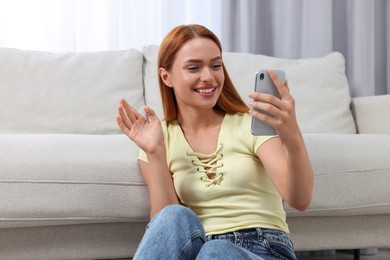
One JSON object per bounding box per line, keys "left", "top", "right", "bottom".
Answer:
{"left": 351, "top": 95, "right": 390, "bottom": 134}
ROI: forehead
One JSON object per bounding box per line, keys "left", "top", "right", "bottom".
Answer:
{"left": 175, "top": 38, "right": 221, "bottom": 62}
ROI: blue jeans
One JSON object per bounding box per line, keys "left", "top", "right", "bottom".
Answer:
{"left": 133, "top": 205, "right": 296, "bottom": 260}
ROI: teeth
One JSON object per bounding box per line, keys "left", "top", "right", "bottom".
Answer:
{"left": 196, "top": 88, "right": 215, "bottom": 93}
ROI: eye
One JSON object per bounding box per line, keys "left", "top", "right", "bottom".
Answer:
{"left": 211, "top": 63, "right": 222, "bottom": 70}
{"left": 187, "top": 65, "right": 200, "bottom": 71}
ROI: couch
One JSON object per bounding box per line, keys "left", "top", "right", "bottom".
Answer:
{"left": 1, "top": 46, "right": 389, "bottom": 260}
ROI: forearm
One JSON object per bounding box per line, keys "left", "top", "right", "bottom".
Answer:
{"left": 141, "top": 152, "right": 179, "bottom": 219}
{"left": 284, "top": 133, "right": 314, "bottom": 211}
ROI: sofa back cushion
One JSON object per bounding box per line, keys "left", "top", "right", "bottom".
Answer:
{"left": 0, "top": 48, "right": 144, "bottom": 134}
{"left": 143, "top": 45, "right": 356, "bottom": 134}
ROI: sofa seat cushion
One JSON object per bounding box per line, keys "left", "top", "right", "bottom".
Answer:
{"left": 143, "top": 45, "right": 356, "bottom": 134}
{"left": 286, "top": 134, "right": 390, "bottom": 217}
{"left": 0, "top": 134, "right": 149, "bottom": 229}
{"left": 3, "top": 133, "right": 388, "bottom": 228}
{"left": 0, "top": 48, "right": 145, "bottom": 134}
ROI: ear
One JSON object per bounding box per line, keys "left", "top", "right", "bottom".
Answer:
{"left": 159, "top": 67, "right": 172, "bottom": 88}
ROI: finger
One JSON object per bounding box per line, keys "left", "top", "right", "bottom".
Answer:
{"left": 249, "top": 91, "right": 283, "bottom": 111}
{"left": 249, "top": 100, "right": 282, "bottom": 121}
{"left": 144, "top": 106, "right": 160, "bottom": 123}
{"left": 118, "top": 105, "right": 132, "bottom": 128}
{"left": 120, "top": 98, "right": 147, "bottom": 122}
{"left": 268, "top": 70, "right": 290, "bottom": 98}
{"left": 116, "top": 114, "right": 131, "bottom": 136}
{"left": 119, "top": 99, "right": 137, "bottom": 123}
{"left": 281, "top": 79, "right": 293, "bottom": 103}
{"left": 285, "top": 79, "right": 290, "bottom": 92}
{"left": 249, "top": 108, "right": 279, "bottom": 127}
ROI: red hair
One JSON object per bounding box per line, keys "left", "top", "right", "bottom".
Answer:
{"left": 158, "top": 24, "right": 248, "bottom": 123}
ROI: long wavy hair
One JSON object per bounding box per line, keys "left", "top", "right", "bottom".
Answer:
{"left": 158, "top": 24, "right": 249, "bottom": 123}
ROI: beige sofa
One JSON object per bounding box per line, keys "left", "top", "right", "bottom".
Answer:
{"left": 1, "top": 46, "right": 390, "bottom": 259}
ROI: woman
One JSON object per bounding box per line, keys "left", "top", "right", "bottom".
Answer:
{"left": 116, "top": 24, "right": 313, "bottom": 260}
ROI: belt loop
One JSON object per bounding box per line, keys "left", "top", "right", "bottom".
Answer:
{"left": 233, "top": 231, "right": 238, "bottom": 243}
{"left": 255, "top": 227, "right": 263, "bottom": 241}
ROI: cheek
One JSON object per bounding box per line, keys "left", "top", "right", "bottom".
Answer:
{"left": 216, "top": 72, "right": 225, "bottom": 86}
{"left": 172, "top": 72, "right": 196, "bottom": 86}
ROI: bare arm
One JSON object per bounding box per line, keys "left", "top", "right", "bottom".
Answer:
{"left": 249, "top": 70, "right": 313, "bottom": 211}
{"left": 256, "top": 136, "right": 313, "bottom": 211}
{"left": 116, "top": 99, "right": 179, "bottom": 219}
{"left": 139, "top": 154, "right": 179, "bottom": 219}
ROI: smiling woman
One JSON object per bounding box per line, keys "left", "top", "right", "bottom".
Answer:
{"left": 116, "top": 23, "right": 313, "bottom": 260}
{"left": 0, "top": 0, "right": 222, "bottom": 52}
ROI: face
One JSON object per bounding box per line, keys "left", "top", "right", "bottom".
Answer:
{"left": 159, "top": 37, "right": 225, "bottom": 113}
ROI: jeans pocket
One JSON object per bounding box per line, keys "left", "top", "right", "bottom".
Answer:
{"left": 263, "top": 230, "right": 296, "bottom": 260}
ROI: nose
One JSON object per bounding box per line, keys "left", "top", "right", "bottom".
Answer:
{"left": 200, "top": 67, "right": 213, "bottom": 82}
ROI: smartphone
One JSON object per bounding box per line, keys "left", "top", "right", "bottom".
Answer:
{"left": 251, "top": 69, "right": 285, "bottom": 136}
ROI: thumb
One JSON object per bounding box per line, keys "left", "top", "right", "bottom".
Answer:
{"left": 144, "top": 106, "right": 159, "bottom": 123}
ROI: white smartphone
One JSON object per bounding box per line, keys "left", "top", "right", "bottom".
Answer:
{"left": 251, "top": 69, "right": 285, "bottom": 136}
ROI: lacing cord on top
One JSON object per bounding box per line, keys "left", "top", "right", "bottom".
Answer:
{"left": 201, "top": 172, "right": 223, "bottom": 187}
{"left": 187, "top": 144, "right": 224, "bottom": 187}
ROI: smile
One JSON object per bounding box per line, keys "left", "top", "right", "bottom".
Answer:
{"left": 194, "top": 87, "right": 216, "bottom": 93}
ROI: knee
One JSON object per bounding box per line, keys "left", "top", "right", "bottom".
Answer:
{"left": 159, "top": 204, "right": 197, "bottom": 222}
{"left": 161, "top": 204, "right": 192, "bottom": 217}
{"left": 148, "top": 205, "right": 203, "bottom": 231}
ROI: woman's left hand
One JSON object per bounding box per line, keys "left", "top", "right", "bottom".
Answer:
{"left": 248, "top": 69, "right": 300, "bottom": 146}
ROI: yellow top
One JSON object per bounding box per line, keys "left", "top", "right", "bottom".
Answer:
{"left": 139, "top": 113, "right": 289, "bottom": 235}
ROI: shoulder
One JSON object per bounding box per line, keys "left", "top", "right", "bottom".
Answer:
{"left": 162, "top": 120, "right": 180, "bottom": 136}
{"left": 226, "top": 113, "right": 276, "bottom": 153}
{"left": 225, "top": 112, "right": 252, "bottom": 127}
{"left": 161, "top": 120, "right": 186, "bottom": 148}
{"left": 225, "top": 113, "right": 256, "bottom": 136}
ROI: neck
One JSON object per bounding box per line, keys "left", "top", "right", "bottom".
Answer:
{"left": 177, "top": 108, "right": 224, "bottom": 131}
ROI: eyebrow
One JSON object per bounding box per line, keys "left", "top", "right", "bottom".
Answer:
{"left": 183, "top": 56, "right": 222, "bottom": 64}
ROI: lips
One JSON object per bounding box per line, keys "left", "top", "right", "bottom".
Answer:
{"left": 194, "top": 87, "right": 216, "bottom": 94}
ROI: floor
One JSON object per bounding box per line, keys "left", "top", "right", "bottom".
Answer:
{"left": 297, "top": 249, "right": 390, "bottom": 260}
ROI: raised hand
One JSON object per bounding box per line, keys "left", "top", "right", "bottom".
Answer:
{"left": 116, "top": 99, "right": 164, "bottom": 154}
{"left": 249, "top": 70, "right": 301, "bottom": 145}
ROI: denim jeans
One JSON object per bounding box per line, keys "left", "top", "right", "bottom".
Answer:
{"left": 133, "top": 205, "right": 296, "bottom": 260}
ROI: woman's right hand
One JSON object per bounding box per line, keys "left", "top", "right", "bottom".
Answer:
{"left": 116, "top": 99, "right": 164, "bottom": 155}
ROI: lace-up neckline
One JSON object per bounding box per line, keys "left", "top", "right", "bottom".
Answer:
{"left": 187, "top": 144, "right": 224, "bottom": 187}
